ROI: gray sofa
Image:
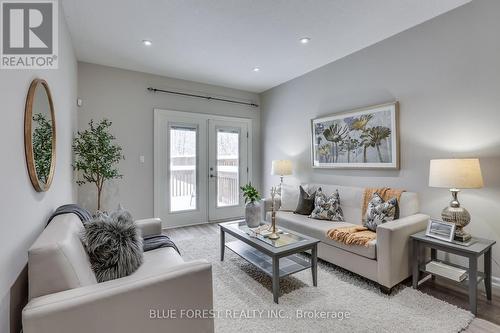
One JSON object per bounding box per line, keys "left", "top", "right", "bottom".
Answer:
{"left": 263, "top": 184, "right": 429, "bottom": 292}
{"left": 22, "top": 213, "right": 214, "bottom": 333}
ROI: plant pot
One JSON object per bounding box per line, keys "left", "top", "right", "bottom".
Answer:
{"left": 245, "top": 201, "right": 261, "bottom": 228}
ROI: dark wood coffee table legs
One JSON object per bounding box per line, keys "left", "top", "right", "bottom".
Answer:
{"left": 312, "top": 245, "right": 318, "bottom": 287}
{"left": 220, "top": 227, "right": 225, "bottom": 261}
{"left": 272, "top": 256, "right": 280, "bottom": 304}
{"left": 270, "top": 245, "right": 317, "bottom": 304}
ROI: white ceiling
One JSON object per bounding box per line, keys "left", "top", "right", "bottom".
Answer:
{"left": 62, "top": 0, "right": 470, "bottom": 93}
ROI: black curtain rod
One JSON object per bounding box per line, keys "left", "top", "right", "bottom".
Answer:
{"left": 147, "top": 87, "right": 259, "bottom": 108}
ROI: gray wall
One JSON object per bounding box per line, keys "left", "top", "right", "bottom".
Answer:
{"left": 77, "top": 63, "right": 261, "bottom": 217}
{"left": 261, "top": 0, "right": 500, "bottom": 281}
{"left": 0, "top": 9, "right": 78, "bottom": 333}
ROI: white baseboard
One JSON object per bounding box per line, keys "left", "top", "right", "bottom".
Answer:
{"left": 492, "top": 276, "right": 500, "bottom": 290}
{"left": 477, "top": 275, "right": 500, "bottom": 296}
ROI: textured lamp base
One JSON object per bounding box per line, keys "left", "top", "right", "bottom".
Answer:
{"left": 441, "top": 200, "right": 472, "bottom": 243}
{"left": 454, "top": 227, "right": 472, "bottom": 242}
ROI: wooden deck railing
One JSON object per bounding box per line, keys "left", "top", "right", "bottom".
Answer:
{"left": 170, "top": 156, "right": 239, "bottom": 206}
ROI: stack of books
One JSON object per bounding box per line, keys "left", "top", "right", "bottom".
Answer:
{"left": 425, "top": 261, "right": 468, "bottom": 282}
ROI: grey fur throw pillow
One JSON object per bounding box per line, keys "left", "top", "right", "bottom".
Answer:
{"left": 363, "top": 193, "right": 399, "bottom": 231}
{"left": 80, "top": 209, "right": 143, "bottom": 282}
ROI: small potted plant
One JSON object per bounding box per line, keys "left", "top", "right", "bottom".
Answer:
{"left": 241, "top": 183, "right": 261, "bottom": 228}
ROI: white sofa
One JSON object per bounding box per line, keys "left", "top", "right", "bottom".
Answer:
{"left": 263, "top": 184, "right": 429, "bottom": 292}
{"left": 22, "top": 213, "right": 214, "bottom": 333}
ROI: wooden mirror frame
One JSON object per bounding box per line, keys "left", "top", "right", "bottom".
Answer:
{"left": 24, "top": 79, "right": 56, "bottom": 192}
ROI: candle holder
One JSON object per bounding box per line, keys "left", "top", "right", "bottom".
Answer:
{"left": 268, "top": 186, "right": 280, "bottom": 240}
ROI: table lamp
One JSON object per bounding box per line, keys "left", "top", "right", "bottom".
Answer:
{"left": 428, "top": 159, "right": 483, "bottom": 242}
{"left": 271, "top": 160, "right": 293, "bottom": 186}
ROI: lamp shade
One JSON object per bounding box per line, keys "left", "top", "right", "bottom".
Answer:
{"left": 429, "top": 159, "right": 483, "bottom": 189}
{"left": 271, "top": 160, "right": 293, "bottom": 176}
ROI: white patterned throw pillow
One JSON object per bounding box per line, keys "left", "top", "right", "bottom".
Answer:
{"left": 309, "top": 188, "right": 344, "bottom": 221}
{"left": 363, "top": 193, "right": 399, "bottom": 231}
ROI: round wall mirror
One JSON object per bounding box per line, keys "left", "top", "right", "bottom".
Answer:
{"left": 24, "top": 79, "right": 56, "bottom": 192}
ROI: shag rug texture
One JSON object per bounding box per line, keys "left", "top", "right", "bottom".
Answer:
{"left": 177, "top": 234, "right": 474, "bottom": 333}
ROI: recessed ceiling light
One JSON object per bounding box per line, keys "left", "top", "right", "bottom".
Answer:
{"left": 253, "top": 67, "right": 260, "bottom": 72}
{"left": 299, "top": 37, "right": 311, "bottom": 44}
{"left": 142, "top": 39, "right": 152, "bottom": 46}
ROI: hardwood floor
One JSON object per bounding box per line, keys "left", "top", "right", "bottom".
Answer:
{"left": 415, "top": 277, "right": 500, "bottom": 327}
{"left": 164, "top": 222, "right": 500, "bottom": 332}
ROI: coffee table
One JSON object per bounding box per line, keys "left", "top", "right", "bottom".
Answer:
{"left": 219, "top": 220, "right": 320, "bottom": 303}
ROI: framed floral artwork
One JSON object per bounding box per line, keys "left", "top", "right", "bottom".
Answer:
{"left": 311, "top": 102, "right": 399, "bottom": 169}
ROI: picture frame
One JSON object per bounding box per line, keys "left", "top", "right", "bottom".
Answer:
{"left": 311, "top": 102, "right": 399, "bottom": 169}
{"left": 426, "top": 219, "right": 456, "bottom": 242}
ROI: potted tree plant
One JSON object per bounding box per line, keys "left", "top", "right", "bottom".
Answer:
{"left": 73, "top": 119, "right": 125, "bottom": 212}
{"left": 240, "top": 183, "right": 261, "bottom": 228}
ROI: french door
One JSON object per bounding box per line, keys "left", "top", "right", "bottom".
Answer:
{"left": 154, "top": 109, "right": 251, "bottom": 228}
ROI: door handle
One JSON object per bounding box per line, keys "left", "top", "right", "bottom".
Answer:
{"left": 210, "top": 174, "right": 217, "bottom": 178}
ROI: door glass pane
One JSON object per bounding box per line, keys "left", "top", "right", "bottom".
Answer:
{"left": 170, "top": 127, "right": 196, "bottom": 212}
{"left": 217, "top": 129, "right": 239, "bottom": 207}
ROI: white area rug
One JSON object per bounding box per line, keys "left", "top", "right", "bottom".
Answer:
{"left": 177, "top": 234, "right": 473, "bottom": 333}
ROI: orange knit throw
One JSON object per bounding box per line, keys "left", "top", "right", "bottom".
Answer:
{"left": 326, "top": 226, "right": 376, "bottom": 247}
{"left": 361, "top": 187, "right": 405, "bottom": 219}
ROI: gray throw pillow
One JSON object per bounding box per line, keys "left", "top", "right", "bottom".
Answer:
{"left": 309, "top": 188, "right": 344, "bottom": 221}
{"left": 363, "top": 193, "right": 399, "bottom": 231}
{"left": 294, "top": 186, "right": 316, "bottom": 215}
{"left": 80, "top": 209, "right": 143, "bottom": 282}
